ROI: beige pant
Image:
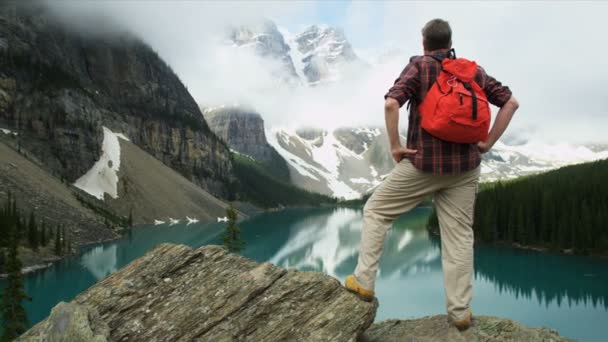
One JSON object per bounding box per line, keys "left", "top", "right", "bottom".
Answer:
{"left": 354, "top": 158, "right": 480, "bottom": 322}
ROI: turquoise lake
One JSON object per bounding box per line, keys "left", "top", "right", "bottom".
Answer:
{"left": 3, "top": 206, "right": 608, "bottom": 341}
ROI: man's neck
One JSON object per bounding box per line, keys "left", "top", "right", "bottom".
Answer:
{"left": 424, "top": 48, "right": 450, "bottom": 55}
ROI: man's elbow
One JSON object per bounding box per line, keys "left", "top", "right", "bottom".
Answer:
{"left": 385, "top": 97, "right": 400, "bottom": 112}
{"left": 506, "top": 96, "right": 519, "bottom": 110}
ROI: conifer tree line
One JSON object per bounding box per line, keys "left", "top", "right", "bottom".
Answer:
{"left": 0, "top": 193, "right": 71, "bottom": 274}
{"left": 427, "top": 159, "right": 608, "bottom": 253}
{"left": 0, "top": 193, "right": 32, "bottom": 340}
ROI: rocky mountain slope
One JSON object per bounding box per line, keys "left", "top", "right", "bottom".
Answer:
{"left": 0, "top": 141, "right": 118, "bottom": 252}
{"left": 105, "top": 134, "right": 246, "bottom": 225}
{"left": 229, "top": 20, "right": 365, "bottom": 86}
{"left": 203, "top": 106, "right": 290, "bottom": 181}
{"left": 266, "top": 126, "right": 396, "bottom": 200}
{"left": 265, "top": 126, "right": 608, "bottom": 199}
{"left": 18, "top": 243, "right": 568, "bottom": 341}
{"left": 289, "top": 25, "right": 365, "bottom": 85}
{"left": 0, "top": 3, "right": 233, "bottom": 198}
{"left": 229, "top": 19, "right": 300, "bottom": 85}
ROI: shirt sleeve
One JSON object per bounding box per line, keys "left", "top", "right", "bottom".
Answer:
{"left": 384, "top": 61, "right": 420, "bottom": 108}
{"left": 477, "top": 66, "right": 512, "bottom": 107}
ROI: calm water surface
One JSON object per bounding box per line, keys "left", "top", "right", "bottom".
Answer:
{"left": 3, "top": 207, "right": 608, "bottom": 341}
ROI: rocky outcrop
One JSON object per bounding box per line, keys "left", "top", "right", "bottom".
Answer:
{"left": 0, "top": 3, "right": 233, "bottom": 198}
{"left": 204, "top": 106, "right": 290, "bottom": 182}
{"left": 18, "top": 244, "right": 378, "bottom": 341}
{"left": 18, "top": 243, "right": 569, "bottom": 342}
{"left": 361, "top": 316, "right": 569, "bottom": 342}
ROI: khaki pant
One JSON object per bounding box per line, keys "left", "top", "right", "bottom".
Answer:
{"left": 354, "top": 158, "right": 480, "bottom": 322}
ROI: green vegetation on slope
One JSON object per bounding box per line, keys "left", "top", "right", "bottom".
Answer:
{"left": 427, "top": 159, "right": 608, "bottom": 254}
{"left": 231, "top": 153, "right": 338, "bottom": 209}
{"left": 0, "top": 194, "right": 71, "bottom": 266}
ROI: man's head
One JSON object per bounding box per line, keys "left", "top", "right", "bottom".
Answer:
{"left": 422, "top": 19, "right": 452, "bottom": 52}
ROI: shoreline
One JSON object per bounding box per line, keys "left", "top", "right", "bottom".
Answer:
{"left": 427, "top": 228, "right": 608, "bottom": 259}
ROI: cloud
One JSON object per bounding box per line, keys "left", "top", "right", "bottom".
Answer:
{"left": 42, "top": 1, "right": 608, "bottom": 144}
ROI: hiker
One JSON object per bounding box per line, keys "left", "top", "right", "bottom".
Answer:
{"left": 345, "top": 18, "right": 519, "bottom": 330}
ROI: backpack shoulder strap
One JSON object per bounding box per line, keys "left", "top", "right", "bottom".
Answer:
{"left": 427, "top": 48, "right": 457, "bottom": 63}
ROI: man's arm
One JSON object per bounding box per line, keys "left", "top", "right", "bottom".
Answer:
{"left": 384, "top": 59, "right": 420, "bottom": 163}
{"left": 478, "top": 96, "right": 519, "bottom": 153}
{"left": 385, "top": 98, "right": 417, "bottom": 162}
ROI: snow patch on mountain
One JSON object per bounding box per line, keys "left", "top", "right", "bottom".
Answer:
{"left": 267, "top": 127, "right": 361, "bottom": 199}
{"left": 74, "top": 127, "right": 129, "bottom": 200}
{"left": 482, "top": 141, "right": 608, "bottom": 182}
{"left": 267, "top": 124, "right": 608, "bottom": 198}
{"left": 266, "top": 128, "right": 320, "bottom": 181}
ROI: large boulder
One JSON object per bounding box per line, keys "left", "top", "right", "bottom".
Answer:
{"left": 18, "top": 244, "right": 378, "bottom": 341}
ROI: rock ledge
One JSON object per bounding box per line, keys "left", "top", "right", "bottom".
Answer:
{"left": 17, "top": 243, "right": 569, "bottom": 342}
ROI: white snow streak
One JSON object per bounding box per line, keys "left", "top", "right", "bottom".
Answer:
{"left": 74, "top": 127, "right": 129, "bottom": 200}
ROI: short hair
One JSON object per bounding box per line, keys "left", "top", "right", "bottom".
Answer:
{"left": 421, "top": 19, "right": 452, "bottom": 51}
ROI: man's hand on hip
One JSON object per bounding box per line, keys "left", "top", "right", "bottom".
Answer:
{"left": 477, "top": 141, "right": 493, "bottom": 154}
{"left": 391, "top": 145, "right": 417, "bottom": 163}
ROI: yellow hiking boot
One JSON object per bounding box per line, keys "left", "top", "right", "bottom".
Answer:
{"left": 344, "top": 275, "right": 375, "bottom": 302}
{"left": 452, "top": 310, "right": 473, "bottom": 331}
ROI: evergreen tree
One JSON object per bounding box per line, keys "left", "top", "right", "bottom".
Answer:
{"left": 0, "top": 249, "right": 5, "bottom": 274}
{"left": 27, "top": 211, "right": 38, "bottom": 251}
{"left": 428, "top": 159, "right": 608, "bottom": 254}
{"left": 54, "top": 226, "right": 62, "bottom": 256}
{"left": 0, "top": 223, "right": 31, "bottom": 340}
{"left": 39, "top": 221, "right": 47, "bottom": 247}
{"left": 62, "top": 227, "right": 67, "bottom": 252}
{"left": 222, "top": 204, "right": 244, "bottom": 253}
{"left": 128, "top": 208, "right": 134, "bottom": 228}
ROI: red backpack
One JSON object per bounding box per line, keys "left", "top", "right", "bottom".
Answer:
{"left": 419, "top": 55, "right": 491, "bottom": 144}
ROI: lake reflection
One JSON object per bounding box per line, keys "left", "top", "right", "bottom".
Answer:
{"left": 4, "top": 206, "right": 608, "bottom": 341}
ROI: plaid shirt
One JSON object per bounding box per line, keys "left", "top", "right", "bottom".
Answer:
{"left": 385, "top": 49, "right": 513, "bottom": 175}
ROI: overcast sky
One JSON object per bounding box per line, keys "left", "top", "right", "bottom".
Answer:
{"left": 44, "top": 1, "right": 608, "bottom": 144}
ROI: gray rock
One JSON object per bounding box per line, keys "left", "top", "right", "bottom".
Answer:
{"left": 19, "top": 244, "right": 569, "bottom": 342}
{"left": 20, "top": 244, "right": 378, "bottom": 341}
{"left": 17, "top": 302, "right": 110, "bottom": 342}
{"left": 204, "top": 106, "right": 290, "bottom": 182}
{"left": 361, "top": 315, "right": 571, "bottom": 342}
{"left": 0, "top": 3, "right": 233, "bottom": 198}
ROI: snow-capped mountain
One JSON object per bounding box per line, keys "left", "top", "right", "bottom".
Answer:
{"left": 228, "top": 20, "right": 300, "bottom": 84}
{"left": 228, "top": 20, "right": 364, "bottom": 85}
{"left": 482, "top": 141, "right": 608, "bottom": 182}
{"left": 266, "top": 126, "right": 399, "bottom": 200}
{"left": 288, "top": 25, "right": 365, "bottom": 85}
{"left": 266, "top": 127, "right": 608, "bottom": 200}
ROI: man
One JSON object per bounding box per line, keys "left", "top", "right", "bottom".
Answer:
{"left": 344, "top": 18, "right": 519, "bottom": 330}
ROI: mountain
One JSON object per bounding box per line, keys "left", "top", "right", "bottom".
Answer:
{"left": 266, "top": 127, "right": 398, "bottom": 200}
{"left": 482, "top": 141, "right": 608, "bottom": 182}
{"left": 288, "top": 25, "right": 365, "bottom": 85}
{"left": 202, "top": 106, "right": 290, "bottom": 182}
{"left": 0, "top": 141, "right": 118, "bottom": 251}
{"left": 0, "top": 3, "right": 233, "bottom": 199}
{"left": 0, "top": 2, "right": 246, "bottom": 256}
{"left": 228, "top": 20, "right": 299, "bottom": 85}
{"left": 228, "top": 20, "right": 364, "bottom": 85}
{"left": 264, "top": 126, "right": 608, "bottom": 200}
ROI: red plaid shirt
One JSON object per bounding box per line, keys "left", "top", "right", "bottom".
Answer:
{"left": 385, "top": 49, "right": 513, "bottom": 175}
